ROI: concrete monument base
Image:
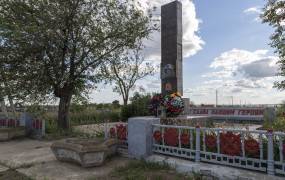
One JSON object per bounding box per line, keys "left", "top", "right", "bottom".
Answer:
{"left": 128, "top": 117, "right": 160, "bottom": 159}
{"left": 0, "top": 127, "right": 26, "bottom": 141}
{"left": 51, "top": 138, "right": 117, "bottom": 167}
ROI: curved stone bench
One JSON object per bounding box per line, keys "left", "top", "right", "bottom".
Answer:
{"left": 51, "top": 138, "right": 117, "bottom": 167}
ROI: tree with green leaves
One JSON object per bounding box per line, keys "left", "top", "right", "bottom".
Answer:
{"left": 102, "top": 43, "right": 155, "bottom": 105}
{"left": 0, "top": 0, "right": 156, "bottom": 129}
{"left": 262, "top": 0, "right": 285, "bottom": 89}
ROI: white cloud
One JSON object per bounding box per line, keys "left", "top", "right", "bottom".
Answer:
{"left": 210, "top": 48, "right": 278, "bottom": 79}
{"left": 191, "top": 49, "right": 281, "bottom": 104}
{"left": 244, "top": 7, "right": 261, "bottom": 14}
{"left": 139, "top": 0, "right": 204, "bottom": 61}
{"left": 244, "top": 6, "right": 262, "bottom": 22}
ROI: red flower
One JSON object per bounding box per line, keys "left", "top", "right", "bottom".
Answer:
{"left": 109, "top": 127, "right": 116, "bottom": 138}
{"left": 244, "top": 138, "right": 259, "bottom": 158}
{"left": 205, "top": 134, "right": 217, "bottom": 149}
{"left": 220, "top": 132, "right": 241, "bottom": 156}
{"left": 180, "top": 133, "right": 190, "bottom": 145}
{"left": 164, "top": 128, "right": 178, "bottom": 146}
{"left": 153, "top": 130, "right": 162, "bottom": 143}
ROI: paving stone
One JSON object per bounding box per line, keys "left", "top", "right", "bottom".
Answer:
{"left": 145, "top": 154, "right": 285, "bottom": 180}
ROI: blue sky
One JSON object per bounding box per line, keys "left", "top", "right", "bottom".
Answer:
{"left": 91, "top": 0, "right": 284, "bottom": 105}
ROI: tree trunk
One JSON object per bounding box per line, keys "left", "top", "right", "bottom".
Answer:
{"left": 0, "top": 97, "right": 8, "bottom": 118}
{"left": 58, "top": 93, "right": 72, "bottom": 130}
{"left": 123, "top": 98, "right": 128, "bottom": 106}
{"left": 7, "top": 94, "right": 16, "bottom": 118}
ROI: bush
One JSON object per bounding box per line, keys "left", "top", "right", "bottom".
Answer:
{"left": 120, "top": 92, "right": 152, "bottom": 121}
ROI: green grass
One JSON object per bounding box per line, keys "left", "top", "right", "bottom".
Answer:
{"left": 0, "top": 170, "right": 32, "bottom": 180}
{"left": 90, "top": 160, "right": 202, "bottom": 180}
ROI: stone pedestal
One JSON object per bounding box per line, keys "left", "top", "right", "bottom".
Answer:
{"left": 51, "top": 138, "right": 117, "bottom": 167}
{"left": 128, "top": 117, "right": 160, "bottom": 159}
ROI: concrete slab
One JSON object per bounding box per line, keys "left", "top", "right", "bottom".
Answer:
{"left": 17, "top": 156, "right": 130, "bottom": 180}
{"left": 146, "top": 154, "right": 284, "bottom": 180}
{"left": 0, "top": 138, "right": 55, "bottom": 168}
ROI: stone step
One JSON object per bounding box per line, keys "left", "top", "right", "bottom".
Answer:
{"left": 117, "top": 147, "right": 129, "bottom": 158}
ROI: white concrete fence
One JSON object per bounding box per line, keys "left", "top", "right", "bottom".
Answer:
{"left": 125, "top": 117, "right": 285, "bottom": 177}
{"left": 152, "top": 124, "right": 285, "bottom": 176}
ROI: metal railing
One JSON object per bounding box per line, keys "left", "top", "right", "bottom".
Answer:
{"left": 152, "top": 124, "right": 285, "bottom": 176}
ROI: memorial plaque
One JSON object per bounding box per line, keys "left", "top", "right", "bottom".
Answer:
{"left": 161, "top": 1, "right": 183, "bottom": 95}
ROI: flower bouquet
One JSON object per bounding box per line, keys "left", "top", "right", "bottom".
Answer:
{"left": 161, "top": 93, "right": 184, "bottom": 117}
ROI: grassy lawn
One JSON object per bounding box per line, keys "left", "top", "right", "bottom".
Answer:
{"left": 0, "top": 170, "right": 32, "bottom": 180}
{"left": 91, "top": 160, "right": 202, "bottom": 180}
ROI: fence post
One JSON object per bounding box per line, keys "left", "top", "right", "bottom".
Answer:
{"left": 195, "top": 126, "right": 201, "bottom": 162}
{"left": 267, "top": 129, "right": 275, "bottom": 175}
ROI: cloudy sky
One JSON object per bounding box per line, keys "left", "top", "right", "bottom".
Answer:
{"left": 91, "top": 0, "right": 284, "bottom": 105}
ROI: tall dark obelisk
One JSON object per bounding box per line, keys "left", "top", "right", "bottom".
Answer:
{"left": 161, "top": 1, "right": 183, "bottom": 96}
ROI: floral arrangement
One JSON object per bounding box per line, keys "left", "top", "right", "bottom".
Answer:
{"left": 109, "top": 124, "right": 127, "bottom": 140}
{"left": 205, "top": 134, "right": 217, "bottom": 151}
{"left": 220, "top": 132, "right": 241, "bottom": 156}
{"left": 164, "top": 128, "right": 178, "bottom": 146}
{"left": 153, "top": 130, "right": 162, "bottom": 143}
{"left": 161, "top": 93, "right": 184, "bottom": 117}
{"left": 149, "top": 94, "right": 163, "bottom": 116}
{"left": 244, "top": 137, "right": 259, "bottom": 158}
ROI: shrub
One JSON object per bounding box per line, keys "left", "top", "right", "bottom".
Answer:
{"left": 120, "top": 92, "right": 152, "bottom": 121}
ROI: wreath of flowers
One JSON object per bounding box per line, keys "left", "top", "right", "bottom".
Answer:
{"left": 162, "top": 93, "right": 184, "bottom": 117}
{"left": 153, "top": 130, "right": 162, "bottom": 143}
{"left": 244, "top": 137, "right": 259, "bottom": 158}
{"left": 205, "top": 134, "right": 217, "bottom": 150}
{"left": 149, "top": 94, "right": 163, "bottom": 116}
{"left": 164, "top": 128, "right": 178, "bottom": 146}
{"left": 220, "top": 132, "right": 241, "bottom": 156}
{"left": 109, "top": 124, "right": 127, "bottom": 140}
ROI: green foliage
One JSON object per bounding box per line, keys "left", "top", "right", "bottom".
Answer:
{"left": 120, "top": 92, "right": 152, "bottom": 121}
{"left": 263, "top": 104, "right": 285, "bottom": 131}
{"left": 0, "top": 0, "right": 156, "bottom": 129}
{"left": 262, "top": 0, "right": 285, "bottom": 89}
